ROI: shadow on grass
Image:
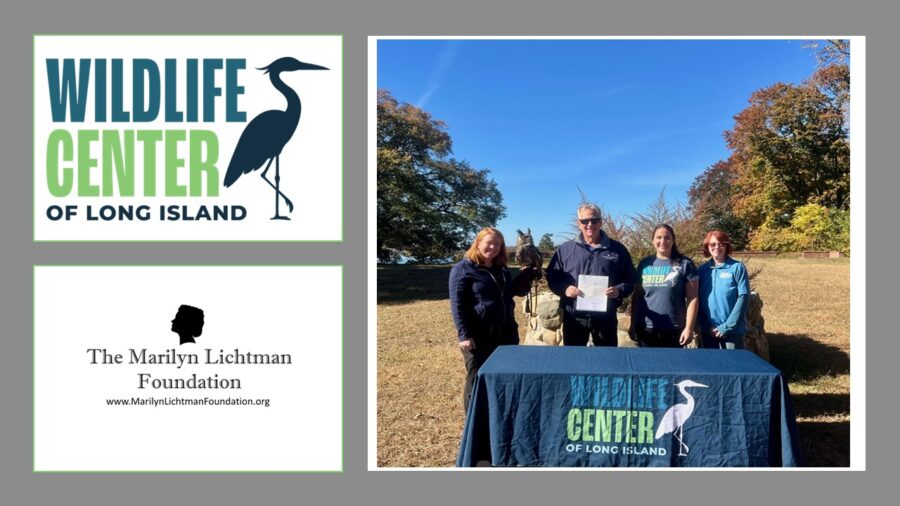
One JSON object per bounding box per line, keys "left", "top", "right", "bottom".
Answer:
{"left": 790, "top": 392, "right": 851, "bottom": 467}
{"left": 768, "top": 332, "right": 850, "bottom": 382}
{"left": 768, "top": 334, "right": 850, "bottom": 467}
{"left": 790, "top": 392, "right": 850, "bottom": 419}
{"left": 796, "top": 420, "right": 850, "bottom": 467}
{"left": 378, "top": 264, "right": 532, "bottom": 305}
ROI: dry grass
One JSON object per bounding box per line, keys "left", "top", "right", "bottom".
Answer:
{"left": 376, "top": 257, "right": 851, "bottom": 467}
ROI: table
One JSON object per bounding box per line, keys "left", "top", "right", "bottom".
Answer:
{"left": 457, "top": 346, "right": 803, "bottom": 467}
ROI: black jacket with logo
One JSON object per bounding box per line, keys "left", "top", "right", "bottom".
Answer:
{"left": 546, "top": 231, "right": 636, "bottom": 317}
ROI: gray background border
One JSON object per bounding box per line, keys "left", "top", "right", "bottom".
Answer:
{"left": 2, "top": 0, "right": 891, "bottom": 504}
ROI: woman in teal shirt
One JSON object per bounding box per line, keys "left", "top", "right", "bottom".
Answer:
{"left": 630, "top": 224, "right": 698, "bottom": 348}
{"left": 698, "top": 230, "right": 750, "bottom": 349}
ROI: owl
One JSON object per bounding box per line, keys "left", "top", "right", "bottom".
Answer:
{"left": 515, "top": 228, "right": 543, "bottom": 279}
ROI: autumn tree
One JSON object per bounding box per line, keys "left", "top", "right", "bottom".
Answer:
{"left": 688, "top": 39, "right": 851, "bottom": 253}
{"left": 377, "top": 90, "right": 506, "bottom": 263}
{"left": 804, "top": 39, "right": 850, "bottom": 68}
{"left": 726, "top": 79, "right": 849, "bottom": 230}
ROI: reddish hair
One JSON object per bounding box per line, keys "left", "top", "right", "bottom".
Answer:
{"left": 464, "top": 227, "right": 508, "bottom": 266}
{"left": 702, "top": 230, "right": 734, "bottom": 257}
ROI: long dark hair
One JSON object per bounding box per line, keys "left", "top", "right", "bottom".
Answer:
{"left": 653, "top": 224, "right": 684, "bottom": 262}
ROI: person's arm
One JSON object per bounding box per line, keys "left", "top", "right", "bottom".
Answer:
{"left": 629, "top": 282, "right": 644, "bottom": 341}
{"left": 448, "top": 264, "right": 476, "bottom": 349}
{"left": 716, "top": 262, "right": 751, "bottom": 336}
{"left": 616, "top": 246, "right": 637, "bottom": 300}
{"left": 511, "top": 266, "right": 539, "bottom": 296}
{"left": 545, "top": 249, "right": 576, "bottom": 298}
{"left": 681, "top": 278, "right": 699, "bottom": 346}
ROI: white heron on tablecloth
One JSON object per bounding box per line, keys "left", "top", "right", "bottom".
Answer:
{"left": 655, "top": 379, "right": 708, "bottom": 456}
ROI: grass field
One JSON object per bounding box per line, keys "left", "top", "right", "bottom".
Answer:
{"left": 376, "top": 256, "right": 851, "bottom": 467}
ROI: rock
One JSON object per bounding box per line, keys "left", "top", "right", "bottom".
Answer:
{"left": 520, "top": 290, "right": 771, "bottom": 358}
{"left": 535, "top": 293, "right": 562, "bottom": 330}
{"left": 522, "top": 291, "right": 563, "bottom": 346}
{"left": 617, "top": 328, "right": 637, "bottom": 348}
{"left": 524, "top": 328, "right": 563, "bottom": 346}
{"left": 743, "top": 291, "right": 769, "bottom": 361}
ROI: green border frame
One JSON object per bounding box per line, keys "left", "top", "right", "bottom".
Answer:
{"left": 33, "top": 34, "right": 344, "bottom": 243}
{"left": 33, "top": 265, "right": 344, "bottom": 473}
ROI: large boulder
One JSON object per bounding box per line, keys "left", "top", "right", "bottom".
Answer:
{"left": 522, "top": 291, "right": 563, "bottom": 345}
{"left": 743, "top": 291, "right": 769, "bottom": 361}
{"left": 522, "top": 290, "right": 769, "bottom": 360}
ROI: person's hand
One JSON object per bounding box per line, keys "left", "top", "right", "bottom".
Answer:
{"left": 459, "top": 339, "right": 476, "bottom": 351}
{"left": 711, "top": 327, "right": 723, "bottom": 339}
{"left": 679, "top": 329, "right": 693, "bottom": 346}
{"left": 605, "top": 286, "right": 620, "bottom": 298}
{"left": 521, "top": 266, "right": 539, "bottom": 282}
{"left": 565, "top": 285, "right": 582, "bottom": 298}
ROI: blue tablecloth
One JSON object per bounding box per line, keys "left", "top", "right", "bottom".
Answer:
{"left": 457, "top": 346, "right": 803, "bottom": 467}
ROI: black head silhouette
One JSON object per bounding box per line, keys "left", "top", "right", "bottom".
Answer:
{"left": 171, "top": 305, "right": 205, "bottom": 345}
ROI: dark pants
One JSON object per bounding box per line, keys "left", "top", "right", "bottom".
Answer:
{"left": 461, "top": 342, "right": 504, "bottom": 414}
{"left": 563, "top": 314, "right": 618, "bottom": 347}
{"left": 701, "top": 331, "right": 745, "bottom": 349}
{"left": 460, "top": 322, "right": 518, "bottom": 414}
{"left": 635, "top": 328, "right": 683, "bottom": 348}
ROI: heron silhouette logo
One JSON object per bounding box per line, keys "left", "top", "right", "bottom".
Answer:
{"left": 654, "top": 379, "right": 708, "bottom": 456}
{"left": 171, "top": 305, "right": 205, "bottom": 345}
{"left": 224, "top": 57, "right": 329, "bottom": 220}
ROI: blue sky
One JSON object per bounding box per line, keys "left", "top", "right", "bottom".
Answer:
{"left": 377, "top": 38, "right": 822, "bottom": 246}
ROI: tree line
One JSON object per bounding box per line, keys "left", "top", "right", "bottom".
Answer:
{"left": 377, "top": 41, "right": 851, "bottom": 264}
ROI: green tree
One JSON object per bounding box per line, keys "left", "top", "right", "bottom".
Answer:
{"left": 538, "top": 233, "right": 555, "bottom": 252}
{"left": 687, "top": 159, "right": 750, "bottom": 250}
{"left": 749, "top": 203, "right": 849, "bottom": 254}
{"left": 377, "top": 90, "right": 506, "bottom": 263}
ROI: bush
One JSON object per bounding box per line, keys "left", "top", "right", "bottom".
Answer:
{"left": 749, "top": 203, "right": 850, "bottom": 255}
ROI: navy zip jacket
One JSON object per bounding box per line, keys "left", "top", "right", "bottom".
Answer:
{"left": 546, "top": 231, "right": 636, "bottom": 317}
{"left": 449, "top": 259, "right": 533, "bottom": 343}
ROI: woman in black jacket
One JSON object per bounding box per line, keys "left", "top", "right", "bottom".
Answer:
{"left": 449, "top": 227, "right": 538, "bottom": 413}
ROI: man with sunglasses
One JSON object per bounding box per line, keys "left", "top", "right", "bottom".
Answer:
{"left": 546, "top": 203, "right": 635, "bottom": 346}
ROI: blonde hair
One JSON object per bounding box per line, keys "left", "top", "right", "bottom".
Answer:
{"left": 464, "top": 227, "right": 508, "bottom": 266}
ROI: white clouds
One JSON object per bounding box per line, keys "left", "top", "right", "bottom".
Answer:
{"left": 415, "top": 40, "right": 463, "bottom": 108}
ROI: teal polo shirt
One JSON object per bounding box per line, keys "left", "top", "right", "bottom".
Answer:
{"left": 698, "top": 257, "right": 750, "bottom": 336}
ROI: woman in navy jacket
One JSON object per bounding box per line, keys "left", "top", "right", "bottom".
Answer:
{"left": 449, "top": 227, "right": 538, "bottom": 413}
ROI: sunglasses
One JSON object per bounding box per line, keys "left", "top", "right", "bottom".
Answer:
{"left": 578, "top": 218, "right": 600, "bottom": 225}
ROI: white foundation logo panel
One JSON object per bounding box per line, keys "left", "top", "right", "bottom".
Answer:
{"left": 34, "top": 266, "right": 342, "bottom": 472}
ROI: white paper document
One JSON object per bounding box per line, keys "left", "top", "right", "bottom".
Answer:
{"left": 575, "top": 275, "right": 608, "bottom": 312}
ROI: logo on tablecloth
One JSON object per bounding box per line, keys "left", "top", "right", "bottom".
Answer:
{"left": 565, "top": 375, "right": 708, "bottom": 459}
{"left": 654, "top": 379, "right": 708, "bottom": 456}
